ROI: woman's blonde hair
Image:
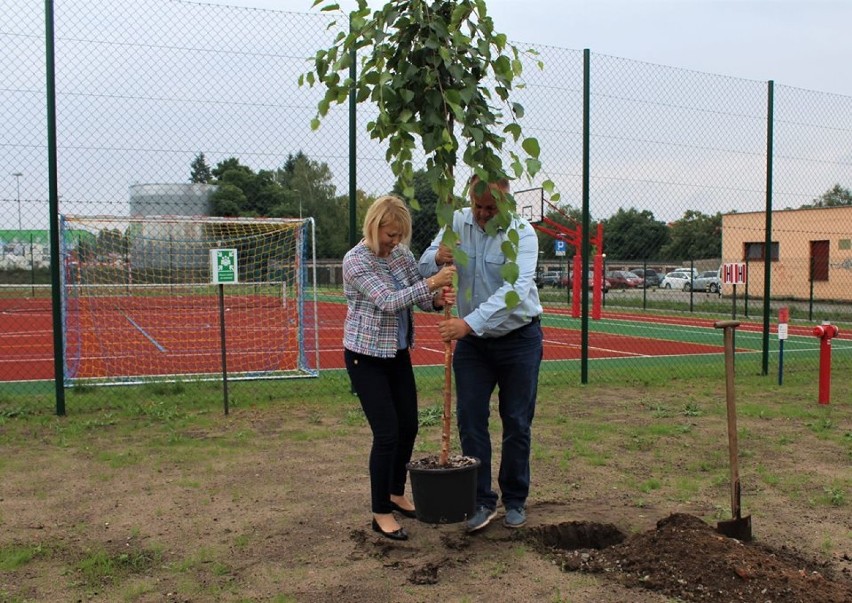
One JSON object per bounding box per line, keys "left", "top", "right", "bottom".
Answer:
{"left": 362, "top": 195, "right": 413, "bottom": 253}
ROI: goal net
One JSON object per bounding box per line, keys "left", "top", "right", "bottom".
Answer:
{"left": 60, "top": 215, "right": 318, "bottom": 385}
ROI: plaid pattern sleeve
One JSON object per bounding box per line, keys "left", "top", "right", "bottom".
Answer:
{"left": 342, "top": 243, "right": 435, "bottom": 357}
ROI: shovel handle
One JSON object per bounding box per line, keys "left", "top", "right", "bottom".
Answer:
{"left": 715, "top": 321, "right": 741, "bottom": 519}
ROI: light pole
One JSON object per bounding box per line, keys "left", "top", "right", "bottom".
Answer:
{"left": 11, "top": 172, "right": 23, "bottom": 232}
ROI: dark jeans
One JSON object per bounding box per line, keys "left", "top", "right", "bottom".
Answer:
{"left": 344, "top": 348, "right": 418, "bottom": 515}
{"left": 454, "top": 319, "right": 543, "bottom": 510}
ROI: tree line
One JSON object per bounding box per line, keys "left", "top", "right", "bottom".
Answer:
{"left": 190, "top": 152, "right": 849, "bottom": 263}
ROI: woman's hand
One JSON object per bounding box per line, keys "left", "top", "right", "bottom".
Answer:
{"left": 433, "top": 286, "right": 456, "bottom": 308}
{"left": 426, "top": 264, "right": 456, "bottom": 291}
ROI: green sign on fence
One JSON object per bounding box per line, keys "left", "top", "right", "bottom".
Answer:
{"left": 210, "top": 248, "right": 238, "bottom": 284}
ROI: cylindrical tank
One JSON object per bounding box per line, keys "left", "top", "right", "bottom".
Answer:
{"left": 129, "top": 183, "right": 217, "bottom": 216}
{"left": 128, "top": 183, "right": 218, "bottom": 273}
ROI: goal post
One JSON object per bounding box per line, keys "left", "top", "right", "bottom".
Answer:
{"left": 59, "top": 214, "right": 318, "bottom": 386}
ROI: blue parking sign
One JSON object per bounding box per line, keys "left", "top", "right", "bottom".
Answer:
{"left": 554, "top": 240, "right": 566, "bottom": 256}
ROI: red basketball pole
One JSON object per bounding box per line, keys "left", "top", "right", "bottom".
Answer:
{"left": 591, "top": 224, "right": 604, "bottom": 320}
{"left": 572, "top": 253, "right": 582, "bottom": 318}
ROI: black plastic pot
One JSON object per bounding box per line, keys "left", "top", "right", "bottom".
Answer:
{"left": 407, "top": 457, "right": 480, "bottom": 524}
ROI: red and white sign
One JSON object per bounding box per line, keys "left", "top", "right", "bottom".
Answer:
{"left": 722, "top": 262, "right": 747, "bottom": 285}
{"left": 778, "top": 306, "right": 789, "bottom": 340}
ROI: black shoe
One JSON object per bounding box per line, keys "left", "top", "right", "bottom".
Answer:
{"left": 372, "top": 518, "right": 409, "bottom": 541}
{"left": 390, "top": 501, "right": 418, "bottom": 518}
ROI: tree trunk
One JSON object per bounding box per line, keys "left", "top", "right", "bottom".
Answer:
{"left": 439, "top": 304, "right": 452, "bottom": 466}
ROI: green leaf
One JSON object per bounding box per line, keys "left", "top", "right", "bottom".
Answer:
{"left": 511, "top": 102, "right": 524, "bottom": 118}
{"left": 318, "top": 98, "right": 330, "bottom": 117}
{"left": 510, "top": 159, "right": 523, "bottom": 179}
{"left": 450, "top": 3, "right": 468, "bottom": 26}
{"left": 493, "top": 56, "right": 512, "bottom": 82}
{"left": 501, "top": 261, "right": 519, "bottom": 283}
{"left": 437, "top": 202, "right": 455, "bottom": 228}
{"left": 522, "top": 137, "right": 540, "bottom": 158}
{"left": 363, "top": 70, "right": 380, "bottom": 85}
{"left": 453, "top": 247, "right": 469, "bottom": 268}
{"left": 310, "top": 118, "right": 321, "bottom": 131}
{"left": 503, "top": 123, "right": 521, "bottom": 142}
{"left": 439, "top": 227, "right": 458, "bottom": 246}
{"left": 525, "top": 158, "right": 541, "bottom": 177}
{"left": 335, "top": 52, "right": 352, "bottom": 70}
{"left": 503, "top": 289, "right": 521, "bottom": 309}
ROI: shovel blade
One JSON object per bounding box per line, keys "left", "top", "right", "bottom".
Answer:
{"left": 716, "top": 515, "right": 752, "bottom": 541}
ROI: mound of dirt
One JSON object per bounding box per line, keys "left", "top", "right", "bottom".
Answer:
{"left": 529, "top": 513, "right": 852, "bottom": 603}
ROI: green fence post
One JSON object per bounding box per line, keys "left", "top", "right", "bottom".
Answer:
{"left": 761, "top": 80, "right": 775, "bottom": 376}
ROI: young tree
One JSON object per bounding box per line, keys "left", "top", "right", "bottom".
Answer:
{"left": 304, "top": 0, "right": 553, "bottom": 467}
{"left": 302, "top": 0, "right": 554, "bottom": 298}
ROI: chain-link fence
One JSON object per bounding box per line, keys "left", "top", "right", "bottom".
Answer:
{"left": 2, "top": 0, "right": 850, "bottom": 411}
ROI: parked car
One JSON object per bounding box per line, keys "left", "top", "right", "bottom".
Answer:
{"left": 535, "top": 271, "right": 562, "bottom": 288}
{"left": 629, "top": 268, "right": 661, "bottom": 288}
{"left": 689, "top": 269, "right": 722, "bottom": 294}
{"left": 676, "top": 267, "right": 700, "bottom": 278}
{"left": 562, "top": 270, "right": 611, "bottom": 293}
{"left": 605, "top": 270, "right": 643, "bottom": 289}
{"left": 660, "top": 271, "right": 693, "bottom": 291}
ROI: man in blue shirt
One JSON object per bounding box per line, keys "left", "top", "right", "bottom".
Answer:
{"left": 419, "top": 175, "right": 544, "bottom": 532}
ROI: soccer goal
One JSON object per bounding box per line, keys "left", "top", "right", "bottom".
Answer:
{"left": 60, "top": 215, "right": 318, "bottom": 386}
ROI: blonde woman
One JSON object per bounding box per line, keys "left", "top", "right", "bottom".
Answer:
{"left": 343, "top": 195, "right": 455, "bottom": 540}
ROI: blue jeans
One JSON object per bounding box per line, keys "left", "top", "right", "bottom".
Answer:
{"left": 454, "top": 319, "right": 543, "bottom": 510}
{"left": 345, "top": 348, "right": 419, "bottom": 515}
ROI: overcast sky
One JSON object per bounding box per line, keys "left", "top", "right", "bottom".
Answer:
{"left": 216, "top": 0, "right": 852, "bottom": 97}
{"left": 4, "top": 0, "right": 850, "bottom": 228}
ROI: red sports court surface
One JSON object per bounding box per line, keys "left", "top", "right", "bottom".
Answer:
{"left": 0, "top": 297, "right": 771, "bottom": 382}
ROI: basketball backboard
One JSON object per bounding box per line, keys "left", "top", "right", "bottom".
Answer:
{"left": 514, "top": 187, "right": 544, "bottom": 223}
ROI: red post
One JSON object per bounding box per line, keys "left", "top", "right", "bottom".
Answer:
{"left": 812, "top": 321, "right": 839, "bottom": 405}
{"left": 571, "top": 254, "right": 582, "bottom": 318}
{"left": 592, "top": 253, "right": 602, "bottom": 320}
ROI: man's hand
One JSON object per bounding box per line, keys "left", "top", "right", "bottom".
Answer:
{"left": 435, "top": 243, "right": 455, "bottom": 266}
{"left": 437, "top": 317, "right": 471, "bottom": 342}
